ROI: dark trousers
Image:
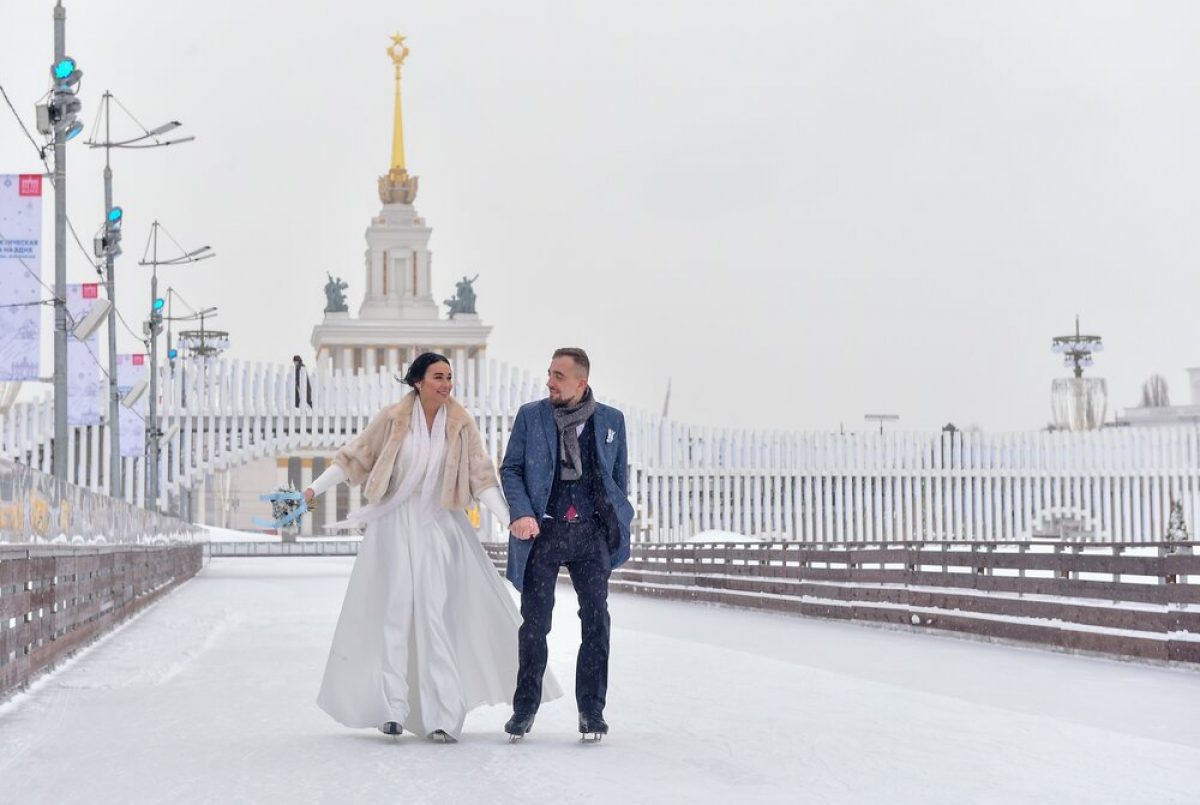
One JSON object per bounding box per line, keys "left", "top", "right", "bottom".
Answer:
{"left": 513, "top": 517, "right": 611, "bottom": 716}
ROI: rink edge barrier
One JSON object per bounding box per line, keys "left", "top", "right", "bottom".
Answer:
{"left": 487, "top": 540, "right": 1200, "bottom": 665}
{"left": 199, "top": 538, "right": 1199, "bottom": 665}
{"left": 0, "top": 544, "right": 204, "bottom": 700}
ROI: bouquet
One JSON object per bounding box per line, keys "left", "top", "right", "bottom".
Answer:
{"left": 252, "top": 482, "right": 310, "bottom": 532}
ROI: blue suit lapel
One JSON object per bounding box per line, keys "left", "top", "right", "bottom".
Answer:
{"left": 592, "top": 407, "right": 613, "bottom": 474}
{"left": 539, "top": 401, "right": 558, "bottom": 467}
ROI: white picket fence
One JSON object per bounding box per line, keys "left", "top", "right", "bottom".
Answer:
{"left": 2, "top": 356, "right": 1199, "bottom": 543}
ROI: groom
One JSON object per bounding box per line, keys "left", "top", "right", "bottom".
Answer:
{"left": 501, "top": 347, "right": 633, "bottom": 741}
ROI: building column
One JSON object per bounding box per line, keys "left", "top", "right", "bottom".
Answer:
{"left": 386, "top": 347, "right": 400, "bottom": 375}
{"left": 319, "top": 458, "right": 336, "bottom": 534}
{"left": 415, "top": 251, "right": 428, "bottom": 298}
{"left": 453, "top": 346, "right": 468, "bottom": 399}
{"left": 342, "top": 347, "right": 354, "bottom": 376}
{"left": 365, "top": 347, "right": 378, "bottom": 376}
{"left": 299, "top": 457, "right": 314, "bottom": 537}
{"left": 195, "top": 473, "right": 208, "bottom": 527}
{"left": 319, "top": 347, "right": 334, "bottom": 378}
{"left": 274, "top": 458, "right": 289, "bottom": 535}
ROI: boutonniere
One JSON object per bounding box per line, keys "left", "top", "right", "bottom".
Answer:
{"left": 606, "top": 428, "right": 616, "bottom": 444}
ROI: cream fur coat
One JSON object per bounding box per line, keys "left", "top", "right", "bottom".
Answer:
{"left": 333, "top": 391, "right": 499, "bottom": 509}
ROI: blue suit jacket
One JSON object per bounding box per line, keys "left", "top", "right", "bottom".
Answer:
{"left": 501, "top": 398, "right": 633, "bottom": 591}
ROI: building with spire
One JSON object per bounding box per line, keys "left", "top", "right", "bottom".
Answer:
{"left": 217, "top": 36, "right": 493, "bottom": 536}
{"left": 310, "top": 34, "right": 491, "bottom": 377}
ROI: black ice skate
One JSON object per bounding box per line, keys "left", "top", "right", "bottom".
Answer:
{"left": 430, "top": 730, "right": 457, "bottom": 744}
{"left": 578, "top": 712, "right": 608, "bottom": 743}
{"left": 377, "top": 722, "right": 403, "bottom": 737}
{"left": 505, "top": 712, "right": 536, "bottom": 743}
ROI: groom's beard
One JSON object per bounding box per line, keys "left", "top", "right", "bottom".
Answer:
{"left": 551, "top": 393, "right": 583, "bottom": 408}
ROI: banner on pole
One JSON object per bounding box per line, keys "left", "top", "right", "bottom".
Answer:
{"left": 117, "top": 353, "right": 147, "bottom": 457}
{"left": 0, "top": 174, "right": 44, "bottom": 381}
{"left": 66, "top": 283, "right": 104, "bottom": 425}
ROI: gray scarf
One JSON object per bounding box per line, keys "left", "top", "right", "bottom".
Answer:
{"left": 553, "top": 387, "right": 598, "bottom": 481}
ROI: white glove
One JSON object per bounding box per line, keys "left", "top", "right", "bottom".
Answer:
{"left": 307, "top": 464, "right": 347, "bottom": 498}
{"left": 478, "top": 486, "right": 511, "bottom": 525}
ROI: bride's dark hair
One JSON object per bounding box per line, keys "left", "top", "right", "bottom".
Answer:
{"left": 401, "top": 352, "right": 451, "bottom": 389}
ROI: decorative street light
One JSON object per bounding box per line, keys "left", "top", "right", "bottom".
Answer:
{"left": 177, "top": 306, "right": 229, "bottom": 359}
{"left": 137, "top": 221, "right": 214, "bottom": 509}
{"left": 85, "top": 92, "right": 195, "bottom": 498}
{"left": 1050, "top": 316, "right": 1107, "bottom": 431}
{"left": 1050, "top": 316, "right": 1103, "bottom": 379}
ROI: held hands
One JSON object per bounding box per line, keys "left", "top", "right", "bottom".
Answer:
{"left": 509, "top": 516, "right": 540, "bottom": 541}
{"left": 303, "top": 488, "right": 315, "bottom": 505}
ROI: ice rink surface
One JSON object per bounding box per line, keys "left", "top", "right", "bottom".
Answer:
{"left": 1, "top": 556, "right": 1197, "bottom": 804}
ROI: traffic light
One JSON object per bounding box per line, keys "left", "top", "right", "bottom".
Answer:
{"left": 93, "top": 206, "right": 123, "bottom": 259}
{"left": 38, "top": 56, "right": 84, "bottom": 142}
{"left": 51, "top": 58, "right": 85, "bottom": 140}
{"left": 53, "top": 58, "right": 80, "bottom": 83}
{"left": 168, "top": 348, "right": 178, "bottom": 360}
{"left": 147, "top": 297, "right": 165, "bottom": 336}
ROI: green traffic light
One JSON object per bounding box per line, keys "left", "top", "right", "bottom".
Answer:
{"left": 153, "top": 298, "right": 165, "bottom": 311}
{"left": 108, "top": 207, "right": 123, "bottom": 225}
{"left": 53, "top": 58, "right": 77, "bottom": 80}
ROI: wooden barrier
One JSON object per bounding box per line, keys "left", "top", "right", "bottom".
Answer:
{"left": 484, "top": 540, "right": 1200, "bottom": 664}
{"left": 0, "top": 544, "right": 204, "bottom": 700}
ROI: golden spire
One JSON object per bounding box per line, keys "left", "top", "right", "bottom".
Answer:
{"left": 387, "top": 33, "right": 409, "bottom": 171}
{"left": 379, "top": 33, "right": 419, "bottom": 204}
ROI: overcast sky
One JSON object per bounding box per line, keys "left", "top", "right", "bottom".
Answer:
{"left": 3, "top": 1, "right": 1199, "bottom": 432}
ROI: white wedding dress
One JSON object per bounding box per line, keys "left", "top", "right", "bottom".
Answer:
{"left": 310, "top": 403, "right": 560, "bottom": 739}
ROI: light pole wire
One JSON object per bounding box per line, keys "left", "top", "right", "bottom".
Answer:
{"left": 110, "top": 93, "right": 155, "bottom": 140}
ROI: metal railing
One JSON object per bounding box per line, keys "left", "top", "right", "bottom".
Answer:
{"left": 0, "top": 458, "right": 199, "bottom": 544}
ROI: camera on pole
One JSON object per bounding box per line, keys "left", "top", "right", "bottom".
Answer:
{"left": 93, "top": 205, "right": 123, "bottom": 259}
{"left": 37, "top": 56, "right": 84, "bottom": 141}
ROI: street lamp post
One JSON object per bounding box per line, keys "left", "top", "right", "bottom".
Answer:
{"left": 48, "top": 4, "right": 83, "bottom": 480}
{"left": 1050, "top": 315, "right": 1104, "bottom": 378}
{"left": 177, "top": 308, "right": 227, "bottom": 359}
{"left": 1050, "top": 316, "right": 1107, "bottom": 431}
{"left": 138, "top": 222, "right": 213, "bottom": 509}
{"left": 85, "top": 93, "right": 193, "bottom": 498}
{"left": 34, "top": 4, "right": 85, "bottom": 481}
{"left": 171, "top": 304, "right": 226, "bottom": 523}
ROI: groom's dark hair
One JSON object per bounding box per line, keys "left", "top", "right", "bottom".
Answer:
{"left": 552, "top": 347, "right": 590, "bottom": 377}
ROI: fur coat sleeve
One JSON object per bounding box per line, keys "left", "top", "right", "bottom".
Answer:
{"left": 441, "top": 407, "right": 501, "bottom": 509}
{"left": 332, "top": 406, "right": 393, "bottom": 487}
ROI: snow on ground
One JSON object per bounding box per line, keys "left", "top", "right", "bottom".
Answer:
{"left": 200, "top": 524, "right": 281, "bottom": 542}
{"left": 0, "top": 557, "right": 1197, "bottom": 805}
{"left": 198, "top": 525, "right": 362, "bottom": 544}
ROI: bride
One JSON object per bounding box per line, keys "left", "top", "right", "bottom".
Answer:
{"left": 303, "top": 351, "right": 560, "bottom": 742}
